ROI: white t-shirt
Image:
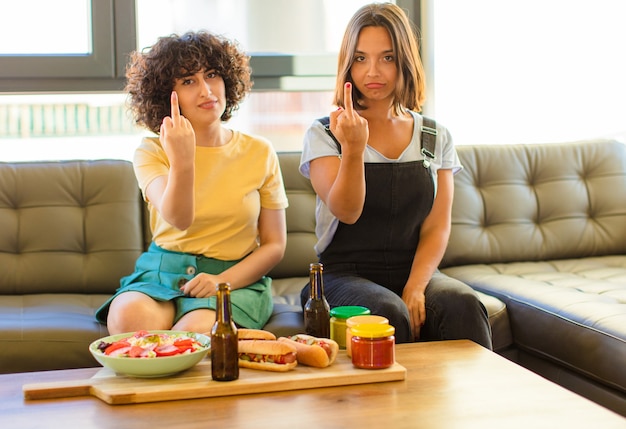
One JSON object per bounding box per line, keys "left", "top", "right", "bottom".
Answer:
{"left": 299, "top": 110, "right": 462, "bottom": 255}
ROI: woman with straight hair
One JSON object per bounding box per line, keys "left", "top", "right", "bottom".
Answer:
{"left": 299, "top": 3, "right": 492, "bottom": 348}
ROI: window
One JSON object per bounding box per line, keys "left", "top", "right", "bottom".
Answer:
{"left": 1, "top": 1, "right": 91, "bottom": 55}
{"left": 427, "top": 0, "right": 626, "bottom": 146}
{"left": 0, "top": 0, "right": 135, "bottom": 92}
{"left": 0, "top": 1, "right": 418, "bottom": 161}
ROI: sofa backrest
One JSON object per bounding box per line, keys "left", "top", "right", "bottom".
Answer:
{"left": 441, "top": 139, "right": 626, "bottom": 268}
{"left": 0, "top": 154, "right": 316, "bottom": 296}
{"left": 0, "top": 159, "right": 145, "bottom": 294}
{"left": 269, "top": 152, "right": 318, "bottom": 279}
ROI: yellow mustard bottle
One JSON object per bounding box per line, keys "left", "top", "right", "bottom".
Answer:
{"left": 329, "top": 306, "right": 370, "bottom": 349}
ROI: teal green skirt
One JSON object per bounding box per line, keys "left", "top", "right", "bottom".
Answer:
{"left": 95, "top": 243, "right": 273, "bottom": 329}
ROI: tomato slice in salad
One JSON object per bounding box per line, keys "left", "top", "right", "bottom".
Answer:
{"left": 174, "top": 338, "right": 195, "bottom": 348}
{"left": 98, "top": 331, "right": 206, "bottom": 358}
{"left": 104, "top": 341, "right": 131, "bottom": 355}
{"left": 128, "top": 345, "right": 146, "bottom": 358}
{"left": 155, "top": 344, "right": 182, "bottom": 357}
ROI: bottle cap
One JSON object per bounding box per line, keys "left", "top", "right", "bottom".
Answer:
{"left": 346, "top": 315, "right": 389, "bottom": 328}
{"left": 330, "top": 306, "right": 371, "bottom": 319}
{"left": 350, "top": 323, "right": 395, "bottom": 339}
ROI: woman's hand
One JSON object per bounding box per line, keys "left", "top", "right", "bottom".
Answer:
{"left": 329, "top": 82, "right": 368, "bottom": 156}
{"left": 402, "top": 285, "right": 427, "bottom": 340}
{"left": 180, "top": 208, "right": 287, "bottom": 299}
{"left": 159, "top": 91, "right": 195, "bottom": 166}
{"left": 180, "top": 273, "right": 223, "bottom": 299}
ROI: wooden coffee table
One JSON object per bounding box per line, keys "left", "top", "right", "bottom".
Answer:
{"left": 1, "top": 340, "right": 624, "bottom": 428}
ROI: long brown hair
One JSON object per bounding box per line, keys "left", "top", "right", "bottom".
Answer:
{"left": 334, "top": 2, "right": 426, "bottom": 114}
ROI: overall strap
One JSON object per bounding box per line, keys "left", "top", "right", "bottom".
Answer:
{"left": 317, "top": 115, "right": 438, "bottom": 166}
{"left": 317, "top": 116, "right": 341, "bottom": 153}
{"left": 420, "top": 116, "right": 437, "bottom": 168}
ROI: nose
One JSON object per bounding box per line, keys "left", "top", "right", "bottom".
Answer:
{"left": 200, "top": 79, "right": 212, "bottom": 97}
{"left": 366, "top": 60, "right": 379, "bottom": 77}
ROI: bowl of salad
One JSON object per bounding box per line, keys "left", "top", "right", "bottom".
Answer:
{"left": 89, "top": 330, "right": 211, "bottom": 377}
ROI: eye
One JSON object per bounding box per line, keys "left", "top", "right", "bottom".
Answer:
{"left": 206, "top": 70, "right": 217, "bottom": 79}
{"left": 179, "top": 77, "right": 194, "bottom": 86}
{"left": 383, "top": 55, "right": 395, "bottom": 62}
{"left": 353, "top": 55, "right": 365, "bottom": 63}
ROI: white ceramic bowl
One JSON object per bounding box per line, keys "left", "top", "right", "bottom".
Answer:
{"left": 89, "top": 330, "right": 210, "bottom": 378}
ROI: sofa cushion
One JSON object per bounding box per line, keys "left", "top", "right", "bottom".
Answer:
{"left": 0, "top": 160, "right": 144, "bottom": 295}
{"left": 475, "top": 291, "right": 512, "bottom": 352}
{"left": 0, "top": 294, "right": 110, "bottom": 372}
{"left": 441, "top": 140, "right": 626, "bottom": 268}
{"left": 443, "top": 255, "right": 626, "bottom": 395}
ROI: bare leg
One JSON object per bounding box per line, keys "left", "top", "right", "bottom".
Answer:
{"left": 106, "top": 291, "right": 175, "bottom": 334}
{"left": 173, "top": 309, "right": 217, "bottom": 335}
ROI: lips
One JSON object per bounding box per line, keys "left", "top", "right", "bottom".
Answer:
{"left": 365, "top": 82, "right": 384, "bottom": 89}
{"left": 199, "top": 100, "right": 217, "bottom": 109}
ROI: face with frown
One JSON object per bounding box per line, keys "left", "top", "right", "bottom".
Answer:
{"left": 349, "top": 26, "right": 398, "bottom": 107}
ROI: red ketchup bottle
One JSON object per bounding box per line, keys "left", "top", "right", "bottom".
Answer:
{"left": 350, "top": 323, "right": 396, "bottom": 370}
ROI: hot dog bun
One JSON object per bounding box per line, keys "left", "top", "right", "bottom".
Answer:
{"left": 238, "top": 340, "right": 297, "bottom": 372}
{"left": 278, "top": 334, "right": 339, "bottom": 368}
{"left": 237, "top": 328, "right": 276, "bottom": 341}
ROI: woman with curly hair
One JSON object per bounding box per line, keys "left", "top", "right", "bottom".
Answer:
{"left": 96, "top": 31, "right": 288, "bottom": 335}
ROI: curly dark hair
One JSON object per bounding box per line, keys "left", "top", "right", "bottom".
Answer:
{"left": 125, "top": 31, "right": 252, "bottom": 133}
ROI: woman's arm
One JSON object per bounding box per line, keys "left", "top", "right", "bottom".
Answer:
{"left": 145, "top": 91, "right": 196, "bottom": 230}
{"left": 401, "top": 169, "right": 454, "bottom": 337}
{"left": 309, "top": 83, "right": 368, "bottom": 224}
{"left": 309, "top": 153, "right": 365, "bottom": 224}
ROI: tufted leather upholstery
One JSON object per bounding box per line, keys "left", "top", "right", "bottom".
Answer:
{"left": 0, "top": 152, "right": 508, "bottom": 374}
{"left": 0, "top": 160, "right": 144, "bottom": 294}
{"left": 2, "top": 142, "right": 622, "bottom": 416}
{"left": 441, "top": 140, "right": 626, "bottom": 416}
{"left": 0, "top": 160, "right": 144, "bottom": 372}
{"left": 442, "top": 140, "right": 626, "bottom": 267}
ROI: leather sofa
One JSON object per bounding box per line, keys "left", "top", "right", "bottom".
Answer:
{"left": 441, "top": 139, "right": 626, "bottom": 416}
{"left": 0, "top": 140, "right": 624, "bottom": 416}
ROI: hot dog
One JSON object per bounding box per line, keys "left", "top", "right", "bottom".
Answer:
{"left": 238, "top": 339, "right": 297, "bottom": 372}
{"left": 237, "top": 328, "right": 276, "bottom": 341}
{"left": 278, "top": 334, "right": 339, "bottom": 368}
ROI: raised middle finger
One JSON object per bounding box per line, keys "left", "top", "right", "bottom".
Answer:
{"left": 343, "top": 82, "right": 354, "bottom": 114}
{"left": 170, "top": 91, "right": 180, "bottom": 122}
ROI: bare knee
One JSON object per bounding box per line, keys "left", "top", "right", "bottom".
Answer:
{"left": 107, "top": 291, "right": 174, "bottom": 334}
{"left": 173, "top": 309, "right": 216, "bottom": 334}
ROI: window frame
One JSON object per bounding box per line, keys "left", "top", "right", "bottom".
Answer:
{"left": 0, "top": 0, "right": 418, "bottom": 93}
{"left": 250, "top": 0, "right": 419, "bottom": 92}
{"left": 0, "top": 0, "right": 136, "bottom": 92}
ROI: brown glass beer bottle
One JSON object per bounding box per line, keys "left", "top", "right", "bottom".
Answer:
{"left": 304, "top": 262, "right": 331, "bottom": 338}
{"left": 211, "top": 282, "right": 239, "bottom": 381}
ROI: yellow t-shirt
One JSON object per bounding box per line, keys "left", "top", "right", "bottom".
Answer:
{"left": 133, "top": 131, "right": 288, "bottom": 260}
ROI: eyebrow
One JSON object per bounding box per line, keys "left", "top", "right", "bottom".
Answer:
{"left": 354, "top": 49, "right": 394, "bottom": 55}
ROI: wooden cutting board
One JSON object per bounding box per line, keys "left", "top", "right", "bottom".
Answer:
{"left": 23, "top": 351, "right": 406, "bottom": 405}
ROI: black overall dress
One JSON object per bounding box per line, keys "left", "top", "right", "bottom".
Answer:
{"left": 304, "top": 117, "right": 492, "bottom": 347}
{"left": 319, "top": 117, "right": 436, "bottom": 296}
